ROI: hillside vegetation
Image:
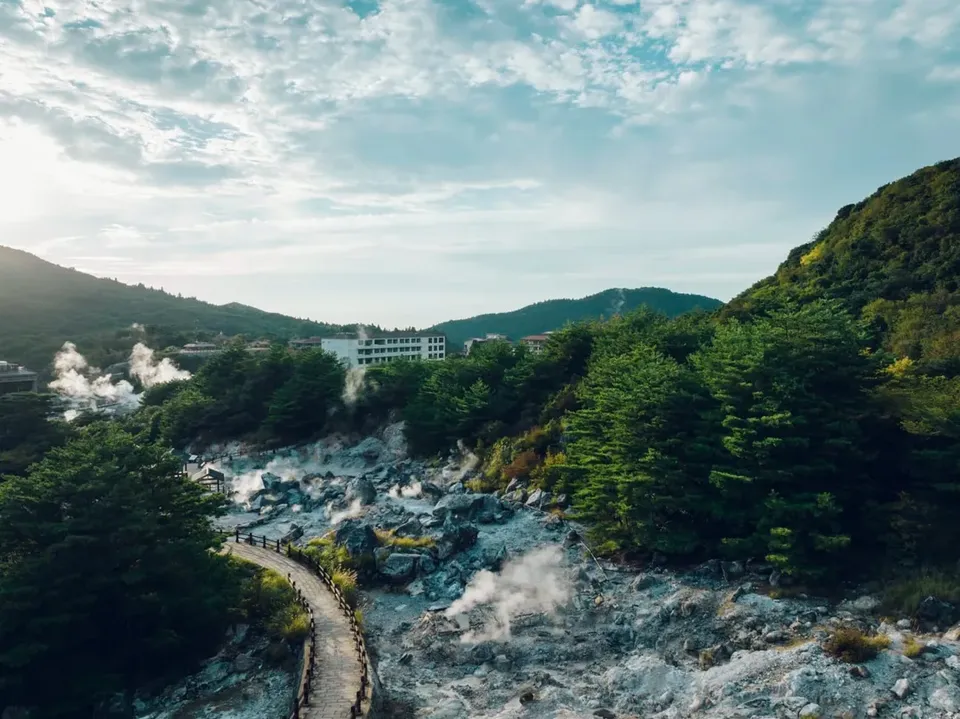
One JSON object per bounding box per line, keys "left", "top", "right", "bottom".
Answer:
{"left": 431, "top": 287, "right": 722, "bottom": 349}
{"left": 728, "top": 157, "right": 960, "bottom": 375}
{"left": 135, "top": 157, "right": 960, "bottom": 586}
{"left": 0, "top": 246, "right": 343, "bottom": 375}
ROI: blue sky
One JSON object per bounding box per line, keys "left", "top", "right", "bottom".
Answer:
{"left": 1, "top": 0, "right": 959, "bottom": 327}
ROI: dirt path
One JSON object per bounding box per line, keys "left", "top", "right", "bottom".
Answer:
{"left": 224, "top": 542, "right": 365, "bottom": 719}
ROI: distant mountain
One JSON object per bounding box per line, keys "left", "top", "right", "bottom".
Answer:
{"left": 726, "top": 157, "right": 960, "bottom": 374}
{"left": 431, "top": 288, "right": 723, "bottom": 350}
{"left": 0, "top": 246, "right": 344, "bottom": 376}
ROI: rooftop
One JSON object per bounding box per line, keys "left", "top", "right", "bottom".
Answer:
{"left": 521, "top": 334, "right": 551, "bottom": 342}
{"left": 292, "top": 330, "right": 445, "bottom": 342}
{"left": 0, "top": 361, "right": 37, "bottom": 377}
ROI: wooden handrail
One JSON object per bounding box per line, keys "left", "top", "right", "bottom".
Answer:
{"left": 219, "top": 529, "right": 374, "bottom": 717}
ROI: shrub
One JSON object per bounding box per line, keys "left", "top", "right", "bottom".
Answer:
{"left": 239, "top": 565, "right": 311, "bottom": 645}
{"left": 502, "top": 449, "right": 541, "bottom": 481}
{"left": 331, "top": 567, "right": 360, "bottom": 606}
{"left": 822, "top": 627, "right": 891, "bottom": 663}
{"left": 881, "top": 571, "right": 960, "bottom": 617}
{"left": 902, "top": 636, "right": 927, "bottom": 659}
{"left": 374, "top": 528, "right": 436, "bottom": 550}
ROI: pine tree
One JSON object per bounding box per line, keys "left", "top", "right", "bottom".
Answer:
{"left": 0, "top": 423, "right": 240, "bottom": 717}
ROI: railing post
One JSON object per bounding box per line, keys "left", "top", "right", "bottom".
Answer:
{"left": 235, "top": 528, "right": 240, "bottom": 543}
{"left": 262, "top": 535, "right": 267, "bottom": 548}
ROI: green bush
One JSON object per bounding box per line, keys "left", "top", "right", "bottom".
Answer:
{"left": 881, "top": 571, "right": 960, "bottom": 617}
{"left": 238, "top": 563, "right": 311, "bottom": 645}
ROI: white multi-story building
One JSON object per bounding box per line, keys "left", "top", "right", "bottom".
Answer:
{"left": 290, "top": 332, "right": 446, "bottom": 368}
{"left": 464, "top": 333, "right": 508, "bottom": 355}
{"left": 0, "top": 361, "right": 38, "bottom": 395}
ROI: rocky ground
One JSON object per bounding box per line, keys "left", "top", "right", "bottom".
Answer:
{"left": 195, "top": 423, "right": 960, "bottom": 719}
{"left": 134, "top": 624, "right": 296, "bottom": 719}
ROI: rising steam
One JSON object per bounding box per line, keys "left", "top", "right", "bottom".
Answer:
{"left": 129, "top": 343, "right": 191, "bottom": 387}
{"left": 49, "top": 341, "right": 191, "bottom": 420}
{"left": 342, "top": 367, "right": 366, "bottom": 408}
{"left": 445, "top": 545, "right": 572, "bottom": 642}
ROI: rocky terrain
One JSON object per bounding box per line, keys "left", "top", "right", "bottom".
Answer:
{"left": 193, "top": 424, "right": 960, "bottom": 719}
{"left": 134, "top": 624, "right": 296, "bottom": 719}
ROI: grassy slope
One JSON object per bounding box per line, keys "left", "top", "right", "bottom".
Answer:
{"left": 0, "top": 246, "right": 341, "bottom": 374}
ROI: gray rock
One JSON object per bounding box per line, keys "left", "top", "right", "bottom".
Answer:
{"left": 378, "top": 553, "right": 420, "bottom": 581}
{"left": 232, "top": 653, "right": 256, "bottom": 672}
{"left": 432, "top": 494, "right": 504, "bottom": 524}
{"left": 481, "top": 543, "right": 508, "bottom": 570}
{"left": 436, "top": 521, "right": 479, "bottom": 560}
{"left": 918, "top": 596, "right": 958, "bottom": 629}
{"left": 395, "top": 517, "right": 423, "bottom": 537}
{"left": 334, "top": 519, "right": 377, "bottom": 559}
{"left": 448, "top": 482, "right": 465, "bottom": 494}
{"left": 798, "top": 703, "right": 822, "bottom": 719}
{"left": 892, "top": 678, "right": 910, "bottom": 699}
{"left": 415, "top": 551, "right": 436, "bottom": 574}
{"left": 721, "top": 560, "right": 745, "bottom": 581}
{"left": 594, "top": 709, "right": 616, "bottom": 719}
{"left": 502, "top": 489, "right": 526, "bottom": 504}
{"left": 420, "top": 482, "right": 444, "bottom": 501}
{"left": 261, "top": 472, "right": 284, "bottom": 491}
{"left": 281, "top": 524, "right": 304, "bottom": 543}
{"left": 525, "top": 489, "right": 551, "bottom": 509}
{"left": 347, "top": 476, "right": 377, "bottom": 505}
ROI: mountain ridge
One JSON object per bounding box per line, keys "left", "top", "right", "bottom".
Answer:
{"left": 430, "top": 287, "right": 723, "bottom": 350}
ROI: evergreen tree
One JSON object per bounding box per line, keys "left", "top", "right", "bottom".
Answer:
{"left": 0, "top": 423, "right": 240, "bottom": 717}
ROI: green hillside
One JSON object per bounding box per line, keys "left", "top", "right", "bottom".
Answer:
{"left": 0, "top": 246, "right": 343, "bottom": 376}
{"left": 431, "top": 287, "right": 722, "bottom": 350}
{"left": 728, "top": 157, "right": 960, "bottom": 374}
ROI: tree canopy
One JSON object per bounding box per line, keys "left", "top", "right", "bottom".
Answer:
{"left": 0, "top": 423, "right": 239, "bottom": 717}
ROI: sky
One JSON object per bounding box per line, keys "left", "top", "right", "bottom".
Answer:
{"left": 1, "top": 0, "right": 959, "bottom": 328}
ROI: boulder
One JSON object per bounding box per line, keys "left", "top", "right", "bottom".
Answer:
{"left": 503, "top": 489, "right": 526, "bottom": 504}
{"left": 525, "top": 489, "right": 551, "bottom": 509}
{"left": 419, "top": 553, "right": 438, "bottom": 574}
{"left": 917, "top": 596, "right": 958, "bottom": 629}
{"left": 395, "top": 517, "right": 423, "bottom": 537}
{"left": 347, "top": 476, "right": 377, "bottom": 506}
{"left": 481, "top": 543, "right": 508, "bottom": 571}
{"left": 432, "top": 494, "right": 504, "bottom": 524}
{"left": 420, "top": 482, "right": 445, "bottom": 501}
{"left": 436, "top": 521, "right": 479, "bottom": 560}
{"left": 261, "top": 472, "right": 284, "bottom": 491}
{"left": 448, "top": 482, "right": 465, "bottom": 495}
{"left": 892, "top": 678, "right": 910, "bottom": 699}
{"left": 334, "top": 519, "right": 377, "bottom": 559}
{"left": 281, "top": 524, "right": 304, "bottom": 543}
{"left": 379, "top": 553, "right": 420, "bottom": 581}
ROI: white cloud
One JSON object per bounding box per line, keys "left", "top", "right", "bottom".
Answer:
{"left": 0, "top": 0, "right": 959, "bottom": 326}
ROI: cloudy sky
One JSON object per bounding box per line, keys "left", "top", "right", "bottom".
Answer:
{"left": 1, "top": 0, "right": 959, "bottom": 327}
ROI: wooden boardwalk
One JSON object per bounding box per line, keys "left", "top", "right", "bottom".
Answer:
{"left": 224, "top": 542, "right": 367, "bottom": 719}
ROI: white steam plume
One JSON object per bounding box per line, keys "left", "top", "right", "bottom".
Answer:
{"left": 445, "top": 545, "right": 572, "bottom": 643}
{"left": 327, "top": 498, "right": 364, "bottom": 525}
{"left": 342, "top": 367, "right": 366, "bottom": 408}
{"left": 130, "top": 343, "right": 191, "bottom": 387}
{"left": 389, "top": 482, "right": 422, "bottom": 499}
{"left": 49, "top": 342, "right": 140, "bottom": 416}
{"left": 49, "top": 341, "right": 191, "bottom": 420}
{"left": 609, "top": 287, "right": 625, "bottom": 316}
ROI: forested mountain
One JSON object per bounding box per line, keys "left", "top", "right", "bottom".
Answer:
{"left": 430, "top": 287, "right": 722, "bottom": 349}
{"left": 0, "top": 246, "right": 343, "bottom": 374}
{"left": 727, "top": 157, "right": 960, "bottom": 374}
